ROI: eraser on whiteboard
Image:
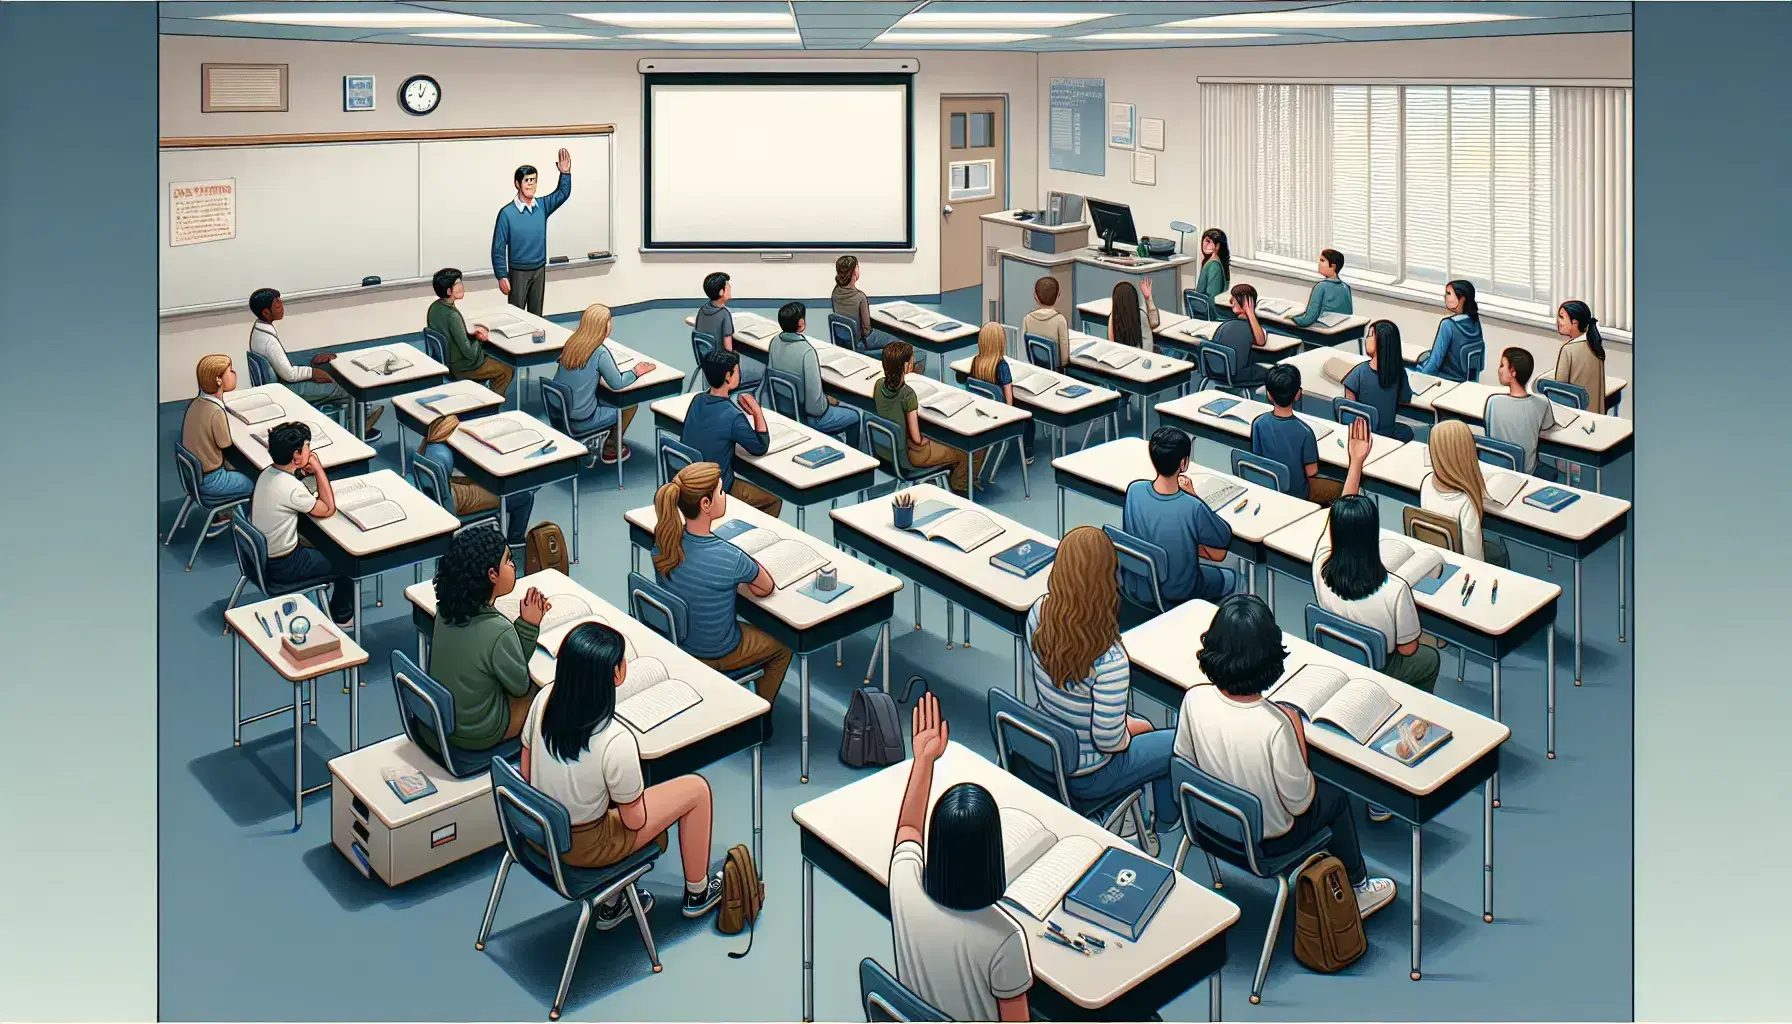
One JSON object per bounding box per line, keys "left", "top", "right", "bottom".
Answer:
{"left": 361, "top": 276, "right": 381, "bottom": 287}
{"left": 588, "top": 251, "right": 607, "bottom": 260}
{"left": 549, "top": 255, "right": 570, "bottom": 265}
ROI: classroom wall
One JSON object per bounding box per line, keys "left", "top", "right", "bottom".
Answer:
{"left": 1033, "top": 33, "right": 1635, "bottom": 415}
{"left": 157, "top": 35, "right": 1037, "bottom": 401}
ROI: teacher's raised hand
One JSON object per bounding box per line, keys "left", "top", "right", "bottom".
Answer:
{"left": 557, "top": 148, "right": 571, "bottom": 174}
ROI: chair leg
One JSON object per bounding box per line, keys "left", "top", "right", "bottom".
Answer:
{"left": 1205, "top": 851, "right": 1223, "bottom": 889}
{"left": 165, "top": 497, "right": 193, "bottom": 545}
{"left": 1251, "top": 875, "right": 1293, "bottom": 1005}
{"left": 550, "top": 898, "right": 596, "bottom": 1020}
{"left": 474, "top": 851, "right": 513, "bottom": 951}
{"left": 625, "top": 880, "right": 663, "bottom": 972}
{"left": 1457, "top": 643, "right": 1467, "bottom": 684}
{"left": 1174, "top": 834, "right": 1192, "bottom": 873}
{"left": 222, "top": 576, "right": 248, "bottom": 635}
{"left": 185, "top": 512, "right": 214, "bottom": 571}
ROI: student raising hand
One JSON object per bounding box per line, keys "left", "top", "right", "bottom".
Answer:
{"left": 911, "top": 691, "right": 949, "bottom": 763}
{"left": 1342, "top": 416, "right": 1372, "bottom": 496}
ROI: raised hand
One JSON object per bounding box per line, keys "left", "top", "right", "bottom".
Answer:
{"left": 557, "top": 148, "right": 571, "bottom": 174}
{"left": 1347, "top": 416, "right": 1373, "bottom": 465}
{"left": 910, "top": 691, "right": 949, "bottom": 763}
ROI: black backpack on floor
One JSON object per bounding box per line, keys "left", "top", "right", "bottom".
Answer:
{"left": 841, "top": 676, "right": 927, "bottom": 769}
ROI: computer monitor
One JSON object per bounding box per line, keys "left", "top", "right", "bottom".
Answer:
{"left": 1085, "top": 197, "right": 1138, "bottom": 255}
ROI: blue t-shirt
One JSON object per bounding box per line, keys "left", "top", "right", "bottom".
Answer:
{"left": 1121, "top": 481, "right": 1235, "bottom": 605}
{"left": 993, "top": 359, "right": 1013, "bottom": 386}
{"left": 658, "top": 533, "right": 759, "bottom": 659}
{"left": 1211, "top": 318, "right": 1256, "bottom": 378}
{"left": 1250, "top": 412, "right": 1319, "bottom": 499}
{"left": 1342, "top": 361, "right": 1412, "bottom": 438}
{"left": 681, "top": 393, "right": 768, "bottom": 490}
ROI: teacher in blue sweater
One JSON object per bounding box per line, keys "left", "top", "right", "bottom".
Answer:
{"left": 492, "top": 148, "right": 572, "bottom": 316}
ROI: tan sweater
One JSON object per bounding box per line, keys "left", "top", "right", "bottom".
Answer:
{"left": 1554, "top": 337, "right": 1605, "bottom": 408}
{"left": 1020, "top": 308, "right": 1071, "bottom": 366}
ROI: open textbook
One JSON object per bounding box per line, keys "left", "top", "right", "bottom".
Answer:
{"left": 907, "top": 377, "right": 976, "bottom": 417}
{"left": 1072, "top": 339, "right": 1141, "bottom": 371}
{"left": 1315, "top": 311, "right": 1354, "bottom": 329}
{"left": 1273, "top": 664, "right": 1450, "bottom": 763}
{"left": 733, "top": 314, "right": 779, "bottom": 342}
{"left": 749, "top": 421, "right": 808, "bottom": 458}
{"left": 1294, "top": 411, "right": 1338, "bottom": 441}
{"left": 614, "top": 657, "right": 704, "bottom": 732}
{"left": 351, "top": 350, "right": 413, "bottom": 375}
{"left": 1254, "top": 297, "right": 1297, "bottom": 318}
{"left": 252, "top": 423, "right": 332, "bottom": 451}
{"left": 224, "top": 393, "right": 287, "bottom": 425}
{"left": 1190, "top": 473, "right": 1246, "bottom": 511}
{"left": 470, "top": 311, "right": 536, "bottom": 339}
{"left": 492, "top": 592, "right": 639, "bottom": 659}
{"left": 462, "top": 417, "right": 545, "bottom": 455}
{"left": 880, "top": 302, "right": 957, "bottom": 332}
{"left": 903, "top": 499, "right": 1005, "bottom": 552}
{"left": 1419, "top": 447, "right": 1526, "bottom": 507}
{"left": 815, "top": 346, "right": 874, "bottom": 379}
{"left": 1379, "top": 537, "right": 1447, "bottom": 585}
{"left": 331, "top": 478, "right": 407, "bottom": 531}
{"left": 728, "top": 526, "right": 831, "bottom": 589}
{"left": 999, "top": 808, "right": 1108, "bottom": 921}
{"left": 1174, "top": 320, "right": 1220, "bottom": 342}
{"left": 1008, "top": 367, "right": 1060, "bottom": 397}
{"left": 417, "top": 391, "right": 494, "bottom": 417}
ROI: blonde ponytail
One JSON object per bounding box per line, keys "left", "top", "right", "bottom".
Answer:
{"left": 651, "top": 462, "right": 723, "bottom": 576}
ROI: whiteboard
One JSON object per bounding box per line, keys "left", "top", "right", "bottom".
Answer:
{"left": 159, "top": 143, "right": 421, "bottom": 312}
{"left": 419, "top": 134, "right": 613, "bottom": 275}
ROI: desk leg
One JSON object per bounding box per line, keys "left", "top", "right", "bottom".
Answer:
{"left": 964, "top": 607, "right": 971, "bottom": 649}
{"left": 293, "top": 681, "right": 305, "bottom": 829}
{"left": 799, "top": 654, "right": 811, "bottom": 785}
{"left": 351, "top": 580, "right": 362, "bottom": 751}
{"left": 752, "top": 744, "right": 763, "bottom": 876}
{"left": 499, "top": 502, "right": 509, "bottom": 547}
{"left": 1547, "top": 623, "right": 1557, "bottom": 760}
{"left": 1266, "top": 566, "right": 1277, "bottom": 617}
{"left": 1244, "top": 557, "right": 1256, "bottom": 597}
{"left": 571, "top": 477, "right": 581, "bottom": 564}
{"left": 419, "top": 629, "right": 427, "bottom": 667}
{"left": 1210, "top": 967, "right": 1221, "bottom": 1022}
{"left": 796, "top": 507, "right": 805, "bottom": 531}
{"left": 883, "top": 623, "right": 892, "bottom": 693}
{"left": 913, "top": 586, "right": 921, "bottom": 632}
{"left": 1594, "top": 465, "right": 1602, "bottom": 494}
{"left": 232, "top": 633, "right": 242, "bottom": 746}
{"left": 1410, "top": 824, "right": 1424, "bottom": 981}
{"left": 1056, "top": 485, "right": 1066, "bottom": 538}
{"left": 1573, "top": 559, "right": 1583, "bottom": 686}
{"left": 1617, "top": 533, "right": 1626, "bottom": 643}
{"left": 946, "top": 603, "right": 955, "bottom": 649}
{"left": 1490, "top": 660, "right": 1502, "bottom": 807}
{"left": 632, "top": 545, "right": 640, "bottom": 575}
{"left": 1018, "top": 447, "right": 1031, "bottom": 500}
{"left": 1013, "top": 634, "right": 1025, "bottom": 701}
{"left": 802, "top": 857, "right": 815, "bottom": 1022}
{"left": 1484, "top": 777, "right": 1495, "bottom": 923}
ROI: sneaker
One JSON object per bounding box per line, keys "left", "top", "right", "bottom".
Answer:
{"left": 593, "top": 885, "right": 655, "bottom": 931}
{"left": 206, "top": 516, "right": 232, "bottom": 539}
{"left": 682, "top": 870, "right": 726, "bottom": 919}
{"left": 600, "top": 445, "right": 633, "bottom": 465}
{"left": 1354, "top": 877, "right": 1397, "bottom": 919}
{"left": 365, "top": 404, "right": 385, "bottom": 429}
{"left": 1367, "top": 804, "right": 1393, "bottom": 823}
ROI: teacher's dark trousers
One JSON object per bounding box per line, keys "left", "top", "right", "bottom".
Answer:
{"left": 507, "top": 264, "right": 546, "bottom": 315}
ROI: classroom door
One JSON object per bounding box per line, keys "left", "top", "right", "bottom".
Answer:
{"left": 939, "top": 96, "right": 1008, "bottom": 294}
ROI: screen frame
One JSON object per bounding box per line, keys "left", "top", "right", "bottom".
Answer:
{"left": 641, "top": 72, "right": 916, "bottom": 252}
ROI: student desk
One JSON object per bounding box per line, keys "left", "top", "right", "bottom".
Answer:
{"left": 622, "top": 501, "right": 903, "bottom": 784}
{"left": 1248, "top": 300, "right": 1372, "bottom": 352}
{"left": 298, "top": 468, "right": 460, "bottom": 748}
{"left": 1072, "top": 295, "right": 1190, "bottom": 337}
{"left": 1153, "top": 317, "right": 1304, "bottom": 364}
{"left": 223, "top": 383, "right": 377, "bottom": 478}
{"left": 1275, "top": 346, "right": 1462, "bottom": 421}
{"left": 1361, "top": 441, "right": 1630, "bottom": 686}
{"left": 793, "top": 742, "right": 1238, "bottom": 1022}
{"left": 648, "top": 393, "right": 878, "bottom": 529}
{"left": 1262, "top": 507, "right": 1565, "bottom": 765}
{"left": 680, "top": 310, "right": 782, "bottom": 360}
{"left": 328, "top": 342, "right": 449, "bottom": 443}
{"left": 1393, "top": 333, "right": 1629, "bottom": 412}
{"left": 830, "top": 485, "right": 1053, "bottom": 701}
{"left": 593, "top": 337, "right": 686, "bottom": 490}
{"left": 224, "top": 593, "right": 368, "bottom": 829}
{"left": 390, "top": 379, "right": 505, "bottom": 475}
{"left": 1155, "top": 390, "right": 1407, "bottom": 476}
{"left": 870, "top": 302, "right": 981, "bottom": 380}
{"left": 445, "top": 410, "right": 584, "bottom": 556}
{"left": 401, "top": 569, "right": 772, "bottom": 869}
{"left": 946, "top": 356, "right": 1122, "bottom": 459}
{"left": 1065, "top": 330, "right": 1196, "bottom": 439}
{"left": 1428, "top": 382, "right": 1635, "bottom": 491}
{"left": 463, "top": 306, "right": 569, "bottom": 410}
{"left": 1125, "top": 600, "right": 1509, "bottom": 983}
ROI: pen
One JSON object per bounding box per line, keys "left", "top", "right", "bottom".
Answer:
{"left": 1252, "top": 503, "right": 1261, "bottom": 515}
{"left": 1040, "top": 930, "right": 1088, "bottom": 954}
{"left": 1462, "top": 581, "right": 1476, "bottom": 606}
{"left": 1459, "top": 573, "right": 1472, "bottom": 596}
{"left": 1077, "top": 932, "right": 1107, "bottom": 950}
{"left": 1232, "top": 497, "right": 1249, "bottom": 513}
{"left": 273, "top": 609, "right": 283, "bottom": 632}
{"left": 255, "top": 613, "right": 273, "bottom": 638}
{"left": 1491, "top": 580, "right": 1499, "bottom": 605}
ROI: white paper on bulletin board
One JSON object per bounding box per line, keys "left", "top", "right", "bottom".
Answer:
{"left": 1108, "top": 103, "right": 1135, "bottom": 148}
{"left": 1131, "top": 152, "right": 1157, "bottom": 187}
{"left": 169, "top": 178, "right": 237, "bottom": 247}
{"left": 1140, "top": 117, "right": 1165, "bottom": 152}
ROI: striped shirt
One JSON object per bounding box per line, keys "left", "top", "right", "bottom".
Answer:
{"left": 1026, "top": 598, "right": 1132, "bottom": 775}
{"left": 658, "top": 532, "right": 759, "bottom": 659}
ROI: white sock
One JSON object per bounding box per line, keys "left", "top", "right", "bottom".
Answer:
{"left": 686, "top": 878, "right": 708, "bottom": 897}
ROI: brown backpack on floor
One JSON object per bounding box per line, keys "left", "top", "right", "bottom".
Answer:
{"left": 719, "top": 844, "right": 764, "bottom": 957}
{"left": 523, "top": 522, "right": 568, "bottom": 576}
{"left": 1292, "top": 852, "right": 1367, "bottom": 972}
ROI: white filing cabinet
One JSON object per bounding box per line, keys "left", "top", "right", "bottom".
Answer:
{"left": 330, "top": 735, "right": 503, "bottom": 886}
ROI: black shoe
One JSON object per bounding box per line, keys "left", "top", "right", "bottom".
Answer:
{"left": 593, "top": 886, "right": 654, "bottom": 931}
{"left": 682, "top": 871, "right": 725, "bottom": 919}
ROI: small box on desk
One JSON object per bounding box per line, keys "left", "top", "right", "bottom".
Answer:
{"left": 281, "top": 628, "right": 342, "bottom": 664}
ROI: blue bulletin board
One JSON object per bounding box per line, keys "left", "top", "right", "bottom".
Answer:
{"left": 1049, "top": 77, "right": 1106, "bottom": 176}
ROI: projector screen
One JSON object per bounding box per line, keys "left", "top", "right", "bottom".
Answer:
{"left": 643, "top": 74, "right": 914, "bottom": 250}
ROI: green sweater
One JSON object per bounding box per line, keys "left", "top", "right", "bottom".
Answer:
{"left": 428, "top": 605, "right": 539, "bottom": 749}
{"left": 428, "top": 298, "right": 485, "bottom": 375}
{"left": 1195, "top": 258, "right": 1229, "bottom": 300}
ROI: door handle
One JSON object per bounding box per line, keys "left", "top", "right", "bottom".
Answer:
{"left": 942, "top": 205, "right": 954, "bottom": 217}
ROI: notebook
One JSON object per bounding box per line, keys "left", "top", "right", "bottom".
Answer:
{"left": 1072, "top": 340, "right": 1141, "bottom": 371}
{"left": 901, "top": 500, "right": 1005, "bottom": 552}
{"left": 224, "top": 393, "right": 286, "bottom": 425}
{"left": 998, "top": 809, "right": 1107, "bottom": 921}
{"left": 1254, "top": 297, "right": 1296, "bottom": 318}
{"left": 1190, "top": 473, "right": 1246, "bottom": 512}
{"left": 989, "top": 538, "right": 1056, "bottom": 578}
{"left": 1175, "top": 320, "right": 1220, "bottom": 342}
{"left": 728, "top": 526, "right": 831, "bottom": 589}
{"left": 613, "top": 657, "right": 704, "bottom": 732}
{"left": 815, "top": 346, "right": 874, "bottom": 378}
{"left": 1275, "top": 664, "right": 1451, "bottom": 765}
{"left": 1321, "top": 355, "right": 1359, "bottom": 385}
{"left": 1407, "top": 372, "right": 1446, "bottom": 396}
{"left": 351, "top": 350, "right": 413, "bottom": 375}
{"left": 1009, "top": 368, "right": 1059, "bottom": 397}
{"left": 907, "top": 378, "right": 975, "bottom": 418}
{"left": 1523, "top": 486, "right": 1580, "bottom": 513}
{"left": 330, "top": 478, "right": 407, "bottom": 531}
{"left": 1062, "top": 846, "right": 1176, "bottom": 942}
{"left": 462, "top": 417, "right": 545, "bottom": 455}
{"left": 417, "top": 391, "right": 493, "bottom": 417}
{"left": 471, "top": 312, "right": 537, "bottom": 340}
{"left": 793, "top": 445, "right": 845, "bottom": 469}
{"left": 1481, "top": 468, "right": 1528, "bottom": 508}
{"left": 733, "top": 315, "right": 779, "bottom": 342}
{"left": 752, "top": 421, "right": 808, "bottom": 457}
{"left": 1315, "top": 311, "right": 1353, "bottom": 329}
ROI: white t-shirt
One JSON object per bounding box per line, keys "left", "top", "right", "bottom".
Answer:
{"left": 249, "top": 320, "right": 309, "bottom": 385}
{"left": 519, "top": 683, "right": 645, "bottom": 826}
{"left": 1312, "top": 539, "right": 1422, "bottom": 655}
{"left": 888, "top": 839, "right": 1033, "bottom": 1022}
{"left": 1419, "top": 474, "right": 1485, "bottom": 562}
{"left": 1173, "top": 685, "right": 1314, "bottom": 838}
{"left": 251, "top": 466, "right": 318, "bottom": 559}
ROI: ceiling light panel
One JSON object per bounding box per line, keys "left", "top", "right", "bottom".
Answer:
{"left": 894, "top": 11, "right": 1112, "bottom": 29}
{"left": 873, "top": 31, "right": 1049, "bottom": 44}
{"left": 574, "top": 12, "right": 794, "bottom": 29}
{"left": 1168, "top": 11, "right": 1528, "bottom": 29}
{"left": 205, "top": 12, "right": 527, "bottom": 28}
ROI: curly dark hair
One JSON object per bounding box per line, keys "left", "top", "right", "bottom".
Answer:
{"left": 434, "top": 527, "right": 508, "bottom": 626}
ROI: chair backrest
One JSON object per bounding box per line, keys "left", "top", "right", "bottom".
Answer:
{"left": 1403, "top": 507, "right": 1462, "bottom": 554}
{"left": 1536, "top": 377, "right": 1591, "bottom": 411}
{"left": 1332, "top": 396, "right": 1379, "bottom": 433}
{"left": 1473, "top": 434, "right": 1526, "bottom": 472}
{"left": 173, "top": 441, "right": 207, "bottom": 505}
{"left": 962, "top": 377, "right": 1004, "bottom": 406}
{"left": 657, "top": 429, "right": 702, "bottom": 487}
{"left": 627, "top": 570, "right": 691, "bottom": 648}
{"left": 764, "top": 368, "right": 803, "bottom": 421}
{"left": 538, "top": 377, "right": 575, "bottom": 434}
{"left": 1231, "top": 449, "right": 1293, "bottom": 493}
{"left": 1182, "top": 289, "right": 1217, "bottom": 321}
{"left": 1001, "top": 323, "right": 1020, "bottom": 358}
{"left": 1196, "top": 341, "right": 1238, "bottom": 386}
{"left": 827, "top": 313, "right": 859, "bottom": 350}
{"left": 862, "top": 412, "right": 915, "bottom": 477}
{"left": 1102, "top": 524, "right": 1169, "bottom": 613}
{"left": 420, "top": 328, "right": 448, "bottom": 366}
{"left": 1304, "top": 602, "right": 1388, "bottom": 672}
{"left": 1023, "top": 333, "right": 1061, "bottom": 372}
{"left": 244, "top": 350, "right": 275, "bottom": 388}
{"left": 390, "top": 649, "right": 461, "bottom": 765}
{"left": 691, "top": 330, "right": 719, "bottom": 368}
{"left": 1170, "top": 755, "right": 1274, "bottom": 876}
{"left": 228, "top": 509, "right": 271, "bottom": 596}
{"left": 1459, "top": 337, "right": 1486, "bottom": 380}
{"left": 489, "top": 755, "right": 578, "bottom": 899}
{"left": 986, "top": 688, "right": 1076, "bottom": 804}
{"left": 408, "top": 450, "right": 455, "bottom": 512}
{"left": 859, "top": 957, "right": 948, "bottom": 1023}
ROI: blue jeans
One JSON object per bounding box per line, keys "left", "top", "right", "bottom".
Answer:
{"left": 199, "top": 466, "right": 255, "bottom": 506}
{"left": 805, "top": 402, "right": 862, "bottom": 447}
{"left": 289, "top": 379, "right": 351, "bottom": 406}
{"left": 570, "top": 405, "right": 620, "bottom": 437}
{"left": 859, "top": 328, "right": 898, "bottom": 355}
{"left": 1066, "top": 728, "right": 1179, "bottom": 830}
{"left": 500, "top": 493, "right": 535, "bottom": 546}
{"left": 265, "top": 545, "right": 355, "bottom": 623}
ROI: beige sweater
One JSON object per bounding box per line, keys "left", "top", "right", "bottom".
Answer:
{"left": 1020, "top": 308, "right": 1071, "bottom": 366}
{"left": 1554, "top": 337, "right": 1605, "bottom": 408}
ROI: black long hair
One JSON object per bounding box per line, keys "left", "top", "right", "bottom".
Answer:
{"left": 1111, "top": 280, "right": 1143, "bottom": 347}
{"left": 1201, "top": 228, "right": 1231, "bottom": 279}
{"left": 433, "top": 527, "right": 507, "bottom": 626}
{"left": 923, "top": 782, "right": 1006, "bottom": 911}
{"left": 540, "top": 623, "right": 625, "bottom": 763}
{"left": 1198, "top": 595, "right": 1289, "bottom": 697}
{"left": 1368, "top": 320, "right": 1409, "bottom": 393}
{"left": 1559, "top": 300, "right": 1605, "bottom": 361}
{"left": 1446, "top": 280, "right": 1480, "bottom": 322}
{"left": 1320, "top": 495, "right": 1389, "bottom": 601}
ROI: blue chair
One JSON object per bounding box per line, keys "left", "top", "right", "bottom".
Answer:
{"left": 1231, "top": 450, "right": 1294, "bottom": 495}
{"left": 244, "top": 349, "right": 276, "bottom": 388}
{"left": 1103, "top": 524, "right": 1172, "bottom": 629}
{"left": 1536, "top": 378, "right": 1592, "bottom": 481}
{"left": 987, "top": 688, "right": 1156, "bottom": 856}
{"left": 420, "top": 328, "right": 448, "bottom": 367}
{"left": 1332, "top": 396, "right": 1379, "bottom": 434}
{"left": 1304, "top": 603, "right": 1388, "bottom": 671}
{"left": 859, "top": 957, "right": 948, "bottom": 1022}
{"left": 763, "top": 368, "right": 803, "bottom": 422}
{"left": 167, "top": 442, "right": 251, "bottom": 573}
{"left": 828, "top": 313, "right": 860, "bottom": 352}
{"left": 540, "top": 377, "right": 620, "bottom": 489}
{"left": 1472, "top": 433, "right": 1527, "bottom": 473}
{"left": 963, "top": 377, "right": 1020, "bottom": 489}
{"left": 656, "top": 430, "right": 702, "bottom": 488}
{"left": 477, "top": 756, "right": 664, "bottom": 1021}
{"left": 1171, "top": 755, "right": 1334, "bottom": 1006}
{"left": 389, "top": 650, "right": 520, "bottom": 778}
{"left": 688, "top": 330, "right": 720, "bottom": 393}
{"left": 221, "top": 509, "right": 334, "bottom": 634}
{"left": 1183, "top": 289, "right": 1218, "bottom": 322}
{"left": 1196, "top": 342, "right": 1259, "bottom": 398}
{"left": 1023, "top": 333, "right": 1062, "bottom": 372}
{"left": 409, "top": 450, "right": 501, "bottom": 530}
{"left": 1457, "top": 337, "right": 1487, "bottom": 383}
{"left": 626, "top": 571, "right": 766, "bottom": 692}
{"left": 862, "top": 412, "right": 952, "bottom": 496}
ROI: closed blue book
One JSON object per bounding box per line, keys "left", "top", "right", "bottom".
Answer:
{"left": 989, "top": 538, "right": 1056, "bottom": 578}
{"left": 1057, "top": 384, "right": 1092, "bottom": 399}
{"left": 1523, "top": 486, "right": 1579, "bottom": 512}
{"left": 794, "top": 444, "right": 845, "bottom": 469}
{"left": 1062, "top": 847, "right": 1176, "bottom": 941}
